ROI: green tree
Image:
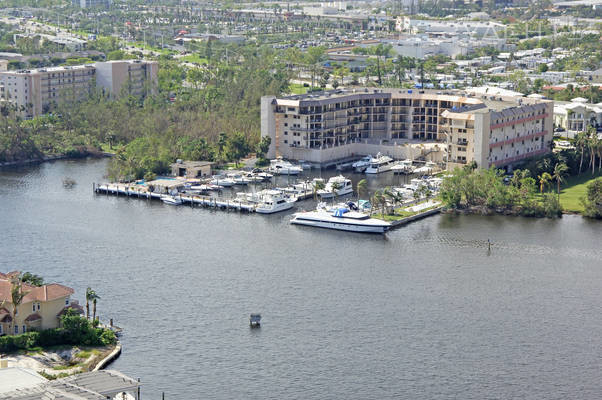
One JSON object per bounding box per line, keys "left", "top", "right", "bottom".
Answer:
{"left": 553, "top": 162, "right": 569, "bottom": 198}
{"left": 313, "top": 179, "right": 325, "bottom": 200}
{"left": 356, "top": 178, "right": 367, "bottom": 200}
{"left": 226, "top": 131, "right": 250, "bottom": 165}
{"left": 581, "top": 177, "right": 602, "bottom": 218}
{"left": 255, "top": 136, "right": 271, "bottom": 160}
{"left": 305, "top": 46, "right": 326, "bottom": 91}
{"left": 20, "top": 272, "right": 43, "bottom": 287}
{"left": 10, "top": 276, "right": 29, "bottom": 335}
{"left": 538, "top": 172, "right": 552, "bottom": 193}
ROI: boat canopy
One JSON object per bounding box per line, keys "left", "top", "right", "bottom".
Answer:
{"left": 332, "top": 207, "right": 349, "bottom": 217}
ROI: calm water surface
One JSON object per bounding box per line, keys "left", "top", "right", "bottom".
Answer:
{"left": 1, "top": 158, "right": 602, "bottom": 400}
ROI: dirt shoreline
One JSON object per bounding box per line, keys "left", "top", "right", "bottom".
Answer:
{"left": 1, "top": 343, "right": 118, "bottom": 378}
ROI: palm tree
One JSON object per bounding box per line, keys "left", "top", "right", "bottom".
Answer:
{"left": 330, "top": 181, "right": 341, "bottom": 204}
{"left": 91, "top": 291, "right": 100, "bottom": 323}
{"left": 356, "top": 179, "right": 367, "bottom": 201}
{"left": 538, "top": 172, "right": 552, "bottom": 193}
{"left": 575, "top": 130, "right": 588, "bottom": 174}
{"left": 553, "top": 163, "right": 569, "bottom": 199}
{"left": 85, "top": 287, "right": 95, "bottom": 320}
{"left": 10, "top": 276, "right": 28, "bottom": 335}
{"left": 313, "top": 179, "right": 325, "bottom": 200}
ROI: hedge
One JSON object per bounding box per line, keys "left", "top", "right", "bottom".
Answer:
{"left": 0, "top": 312, "right": 116, "bottom": 353}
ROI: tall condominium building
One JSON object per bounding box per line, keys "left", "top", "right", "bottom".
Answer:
{"left": 0, "top": 64, "right": 96, "bottom": 117}
{"left": 261, "top": 88, "right": 553, "bottom": 170}
{"left": 72, "top": 0, "right": 112, "bottom": 8}
{"left": 94, "top": 60, "right": 158, "bottom": 98}
{"left": 0, "top": 60, "right": 158, "bottom": 118}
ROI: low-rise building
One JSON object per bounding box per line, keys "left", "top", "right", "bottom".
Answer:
{"left": 0, "top": 272, "right": 83, "bottom": 335}
{"left": 554, "top": 97, "right": 602, "bottom": 137}
{"left": 171, "top": 160, "right": 214, "bottom": 178}
{"left": 261, "top": 87, "right": 553, "bottom": 170}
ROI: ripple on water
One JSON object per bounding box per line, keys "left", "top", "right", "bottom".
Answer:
{"left": 1, "top": 159, "right": 602, "bottom": 400}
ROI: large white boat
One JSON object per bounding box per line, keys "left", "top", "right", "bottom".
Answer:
{"left": 268, "top": 158, "right": 303, "bottom": 175}
{"left": 317, "top": 175, "right": 353, "bottom": 199}
{"left": 291, "top": 207, "right": 390, "bottom": 233}
{"left": 365, "top": 154, "right": 394, "bottom": 174}
{"left": 256, "top": 191, "right": 296, "bottom": 214}
{"left": 352, "top": 155, "right": 373, "bottom": 172}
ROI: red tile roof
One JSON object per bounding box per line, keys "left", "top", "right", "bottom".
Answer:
{"left": 24, "top": 312, "right": 42, "bottom": 322}
{"left": 0, "top": 275, "right": 74, "bottom": 304}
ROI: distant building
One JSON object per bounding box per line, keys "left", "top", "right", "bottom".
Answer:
{"left": 0, "top": 64, "right": 96, "bottom": 117}
{"left": 94, "top": 60, "right": 158, "bottom": 98}
{"left": 0, "top": 60, "right": 158, "bottom": 117}
{"left": 72, "top": 0, "right": 112, "bottom": 8}
{"left": 0, "top": 271, "right": 83, "bottom": 335}
{"left": 554, "top": 97, "right": 602, "bottom": 138}
{"left": 261, "top": 87, "right": 553, "bottom": 170}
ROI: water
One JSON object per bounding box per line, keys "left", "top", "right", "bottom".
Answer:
{"left": 1, "top": 158, "right": 602, "bottom": 400}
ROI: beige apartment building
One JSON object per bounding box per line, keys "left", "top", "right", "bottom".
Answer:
{"left": 0, "top": 60, "right": 158, "bottom": 118}
{"left": 261, "top": 88, "right": 553, "bottom": 170}
{"left": 0, "top": 272, "right": 84, "bottom": 335}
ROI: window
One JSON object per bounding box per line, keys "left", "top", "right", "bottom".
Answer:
{"left": 284, "top": 123, "right": 288, "bottom": 127}
{"left": 33, "top": 304, "right": 36, "bottom": 312}
{"left": 15, "top": 325, "right": 18, "bottom": 334}
{"left": 65, "top": 297, "right": 70, "bottom": 306}
{"left": 284, "top": 140, "right": 288, "bottom": 144}
{"left": 23, "top": 325, "right": 26, "bottom": 333}
{"left": 37, "top": 303, "right": 40, "bottom": 311}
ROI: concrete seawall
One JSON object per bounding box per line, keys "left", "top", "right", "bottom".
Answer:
{"left": 93, "top": 341, "right": 122, "bottom": 371}
{"left": 389, "top": 207, "right": 443, "bottom": 229}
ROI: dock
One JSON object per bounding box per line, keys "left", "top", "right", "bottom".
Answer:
{"left": 94, "top": 183, "right": 258, "bottom": 212}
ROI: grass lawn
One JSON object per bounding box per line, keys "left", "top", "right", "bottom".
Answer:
{"left": 180, "top": 54, "right": 209, "bottom": 64}
{"left": 288, "top": 83, "right": 309, "bottom": 95}
{"left": 559, "top": 170, "right": 602, "bottom": 213}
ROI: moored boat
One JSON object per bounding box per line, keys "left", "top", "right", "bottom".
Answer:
{"left": 291, "top": 207, "right": 390, "bottom": 233}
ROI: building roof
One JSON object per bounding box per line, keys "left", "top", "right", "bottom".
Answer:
{"left": 1, "top": 370, "right": 140, "bottom": 400}
{"left": 0, "top": 368, "right": 47, "bottom": 395}
{"left": 24, "top": 312, "right": 42, "bottom": 322}
{"left": 0, "top": 275, "right": 74, "bottom": 305}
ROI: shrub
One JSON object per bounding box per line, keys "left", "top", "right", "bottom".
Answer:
{"left": 37, "top": 328, "right": 65, "bottom": 347}
{"left": 99, "top": 329, "right": 117, "bottom": 346}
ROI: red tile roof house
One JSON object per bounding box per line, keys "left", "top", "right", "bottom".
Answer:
{"left": 0, "top": 272, "right": 83, "bottom": 336}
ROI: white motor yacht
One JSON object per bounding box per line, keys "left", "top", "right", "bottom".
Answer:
{"left": 161, "top": 195, "right": 183, "bottom": 206}
{"left": 317, "top": 175, "right": 353, "bottom": 199}
{"left": 226, "top": 173, "right": 251, "bottom": 185}
{"left": 256, "top": 191, "right": 296, "bottom": 214}
{"left": 365, "top": 154, "right": 394, "bottom": 174}
{"left": 268, "top": 158, "right": 303, "bottom": 175}
{"left": 210, "top": 176, "right": 236, "bottom": 187}
{"left": 291, "top": 206, "right": 390, "bottom": 233}
{"left": 352, "top": 155, "right": 373, "bottom": 172}
{"left": 391, "top": 159, "right": 415, "bottom": 175}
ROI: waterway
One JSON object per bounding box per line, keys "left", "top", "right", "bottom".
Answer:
{"left": 1, "top": 158, "right": 602, "bottom": 399}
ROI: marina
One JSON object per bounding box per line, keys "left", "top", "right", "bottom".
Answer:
{"left": 93, "top": 161, "right": 445, "bottom": 230}
{"left": 2, "top": 158, "right": 602, "bottom": 400}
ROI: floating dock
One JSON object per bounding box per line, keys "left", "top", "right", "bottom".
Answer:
{"left": 94, "top": 183, "right": 258, "bottom": 212}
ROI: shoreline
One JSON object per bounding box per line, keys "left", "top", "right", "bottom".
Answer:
{"left": 0, "top": 152, "right": 114, "bottom": 169}
{"left": 1, "top": 341, "right": 121, "bottom": 379}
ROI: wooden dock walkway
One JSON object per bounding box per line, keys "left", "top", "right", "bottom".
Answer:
{"left": 94, "top": 183, "right": 258, "bottom": 212}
